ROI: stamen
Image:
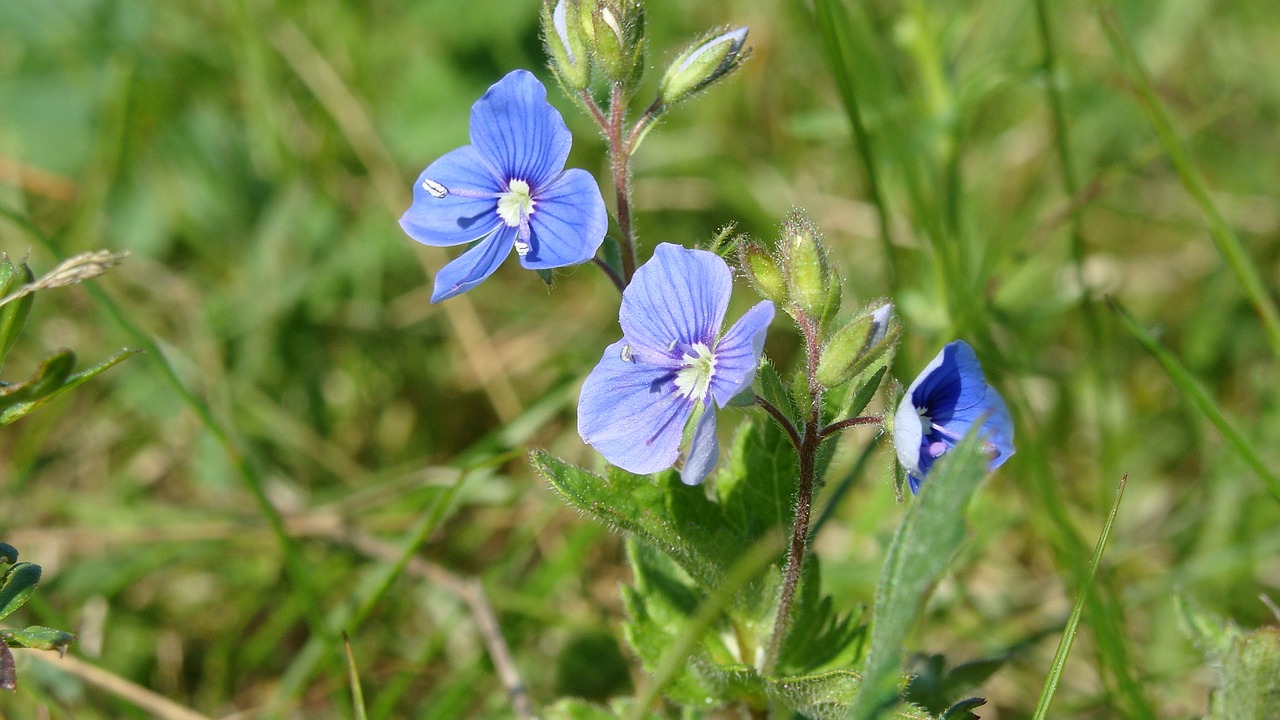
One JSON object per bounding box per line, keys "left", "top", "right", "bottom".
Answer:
{"left": 620, "top": 344, "right": 634, "bottom": 363}
{"left": 422, "top": 179, "right": 448, "bottom": 198}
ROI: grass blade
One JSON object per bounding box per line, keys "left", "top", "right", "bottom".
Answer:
{"left": 1032, "top": 474, "right": 1129, "bottom": 720}
{"left": 1110, "top": 298, "right": 1280, "bottom": 504}
{"left": 1099, "top": 8, "right": 1280, "bottom": 361}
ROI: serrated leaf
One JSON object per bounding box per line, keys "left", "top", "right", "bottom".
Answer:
{"left": 0, "top": 347, "right": 138, "bottom": 426}
{"left": 777, "top": 561, "right": 866, "bottom": 675}
{"left": 758, "top": 359, "right": 798, "bottom": 423}
{"left": 0, "top": 626, "right": 75, "bottom": 655}
{"left": 534, "top": 451, "right": 748, "bottom": 596}
{"left": 0, "top": 257, "right": 34, "bottom": 372}
{"left": 718, "top": 414, "right": 799, "bottom": 544}
{"left": 0, "top": 563, "right": 41, "bottom": 621}
{"left": 905, "top": 654, "right": 1004, "bottom": 714}
{"left": 853, "top": 434, "right": 989, "bottom": 720}
{"left": 620, "top": 540, "right": 728, "bottom": 706}
{"left": 764, "top": 669, "right": 932, "bottom": 720}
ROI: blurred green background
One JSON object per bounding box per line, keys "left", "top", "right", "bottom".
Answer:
{"left": 2, "top": 0, "right": 1278, "bottom": 717}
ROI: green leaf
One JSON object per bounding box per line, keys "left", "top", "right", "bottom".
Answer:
{"left": 841, "top": 365, "right": 889, "bottom": 420}
{"left": 0, "top": 544, "right": 17, "bottom": 570}
{"left": 0, "top": 562, "right": 42, "bottom": 621}
{"left": 776, "top": 561, "right": 865, "bottom": 675}
{"left": 718, "top": 414, "right": 799, "bottom": 544}
{"left": 764, "top": 669, "right": 932, "bottom": 720}
{"left": 853, "top": 434, "right": 989, "bottom": 720}
{"left": 533, "top": 451, "right": 737, "bottom": 594}
{"left": 905, "top": 654, "right": 1003, "bottom": 715}
{"left": 0, "top": 626, "right": 75, "bottom": 655}
{"left": 0, "top": 256, "right": 34, "bottom": 372}
{"left": 0, "top": 347, "right": 138, "bottom": 426}
{"left": 1176, "top": 597, "right": 1280, "bottom": 720}
{"left": 544, "top": 698, "right": 664, "bottom": 720}
{"left": 758, "top": 359, "right": 798, "bottom": 423}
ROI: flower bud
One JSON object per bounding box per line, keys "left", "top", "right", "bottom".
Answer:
{"left": 815, "top": 302, "right": 898, "bottom": 388}
{"left": 658, "top": 26, "right": 750, "bottom": 106}
{"left": 586, "top": 0, "right": 645, "bottom": 87}
{"left": 738, "top": 240, "right": 787, "bottom": 304}
{"left": 542, "top": 0, "right": 592, "bottom": 91}
{"left": 781, "top": 211, "right": 831, "bottom": 318}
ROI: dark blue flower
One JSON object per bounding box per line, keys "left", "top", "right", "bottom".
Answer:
{"left": 399, "top": 69, "right": 608, "bottom": 302}
{"left": 577, "top": 243, "right": 775, "bottom": 485}
{"left": 893, "top": 340, "right": 1015, "bottom": 493}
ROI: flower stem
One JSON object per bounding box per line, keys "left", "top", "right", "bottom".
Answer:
{"left": 763, "top": 311, "right": 824, "bottom": 675}
{"left": 605, "top": 83, "right": 639, "bottom": 282}
{"left": 591, "top": 255, "right": 626, "bottom": 294}
{"left": 819, "top": 414, "right": 883, "bottom": 439}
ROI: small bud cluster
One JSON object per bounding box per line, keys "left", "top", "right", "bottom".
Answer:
{"left": 737, "top": 210, "right": 839, "bottom": 322}
{"left": 736, "top": 210, "right": 900, "bottom": 391}
{"left": 542, "top": 0, "right": 749, "bottom": 108}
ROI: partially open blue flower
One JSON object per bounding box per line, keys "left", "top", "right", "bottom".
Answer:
{"left": 893, "top": 340, "right": 1015, "bottom": 493}
{"left": 399, "top": 69, "right": 607, "bottom": 302}
{"left": 578, "top": 243, "right": 775, "bottom": 485}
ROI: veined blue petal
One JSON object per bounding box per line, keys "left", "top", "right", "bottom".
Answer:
{"left": 430, "top": 226, "right": 516, "bottom": 303}
{"left": 400, "top": 146, "right": 503, "bottom": 247}
{"left": 681, "top": 409, "right": 718, "bottom": 485}
{"left": 578, "top": 341, "right": 691, "bottom": 475}
{"left": 469, "top": 70, "right": 572, "bottom": 189}
{"left": 619, "top": 244, "right": 730, "bottom": 353}
{"left": 894, "top": 339, "right": 1016, "bottom": 492}
{"left": 709, "top": 301, "right": 774, "bottom": 407}
{"left": 908, "top": 341, "right": 990, "bottom": 426}
{"left": 520, "top": 168, "right": 608, "bottom": 269}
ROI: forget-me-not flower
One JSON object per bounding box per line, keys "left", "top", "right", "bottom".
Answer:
{"left": 399, "top": 70, "right": 607, "bottom": 302}
{"left": 893, "top": 340, "right": 1015, "bottom": 493}
{"left": 578, "top": 243, "right": 775, "bottom": 485}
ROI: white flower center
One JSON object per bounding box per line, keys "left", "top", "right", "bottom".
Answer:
{"left": 674, "top": 343, "right": 716, "bottom": 401}
{"left": 496, "top": 179, "right": 535, "bottom": 227}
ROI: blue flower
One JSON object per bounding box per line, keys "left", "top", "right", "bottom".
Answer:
{"left": 578, "top": 243, "right": 775, "bottom": 485}
{"left": 893, "top": 340, "right": 1015, "bottom": 493}
{"left": 399, "top": 69, "right": 608, "bottom": 302}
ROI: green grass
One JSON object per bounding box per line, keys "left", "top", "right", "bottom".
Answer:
{"left": 2, "top": 0, "right": 1279, "bottom": 717}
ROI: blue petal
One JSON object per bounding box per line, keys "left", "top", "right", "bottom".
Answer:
{"left": 709, "top": 301, "right": 775, "bottom": 407}
{"left": 430, "top": 226, "right": 515, "bottom": 302}
{"left": 892, "top": 392, "right": 926, "bottom": 482}
{"left": 400, "top": 146, "right": 503, "bottom": 247}
{"left": 976, "top": 386, "right": 1016, "bottom": 471}
{"left": 578, "top": 341, "right": 693, "bottom": 475}
{"left": 619, "top": 244, "right": 731, "bottom": 353}
{"left": 908, "top": 341, "right": 990, "bottom": 426}
{"left": 681, "top": 409, "right": 718, "bottom": 485}
{"left": 469, "top": 70, "right": 572, "bottom": 189}
{"left": 520, "top": 168, "right": 608, "bottom": 269}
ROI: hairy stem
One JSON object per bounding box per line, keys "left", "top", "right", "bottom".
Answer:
{"left": 591, "top": 255, "right": 626, "bottom": 294}
{"left": 820, "top": 414, "right": 883, "bottom": 439}
{"left": 763, "top": 311, "right": 824, "bottom": 674}
{"left": 605, "top": 84, "right": 638, "bottom": 281}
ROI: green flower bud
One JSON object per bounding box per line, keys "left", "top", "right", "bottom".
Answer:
{"left": 738, "top": 240, "right": 787, "bottom": 304}
{"left": 781, "top": 211, "right": 831, "bottom": 318}
{"left": 815, "top": 302, "right": 896, "bottom": 388}
{"left": 586, "top": 0, "right": 644, "bottom": 87}
{"left": 542, "top": 0, "right": 592, "bottom": 91}
{"left": 658, "top": 26, "right": 750, "bottom": 106}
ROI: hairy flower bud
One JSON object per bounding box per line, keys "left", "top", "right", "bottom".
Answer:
{"left": 781, "top": 211, "right": 831, "bottom": 318}
{"left": 738, "top": 240, "right": 787, "bottom": 304}
{"left": 658, "top": 26, "right": 750, "bottom": 106}
{"left": 542, "top": 0, "right": 592, "bottom": 91}
{"left": 586, "top": 0, "right": 645, "bottom": 87}
{"left": 815, "top": 302, "right": 897, "bottom": 388}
